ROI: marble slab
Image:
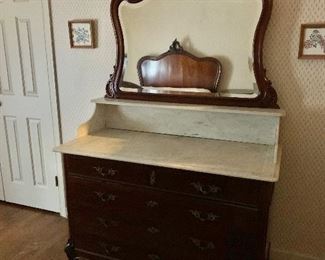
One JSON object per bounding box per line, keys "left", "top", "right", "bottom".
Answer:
{"left": 104, "top": 105, "right": 281, "bottom": 145}
{"left": 54, "top": 129, "right": 282, "bottom": 182}
{"left": 93, "top": 98, "right": 286, "bottom": 117}
{"left": 90, "top": 98, "right": 285, "bottom": 145}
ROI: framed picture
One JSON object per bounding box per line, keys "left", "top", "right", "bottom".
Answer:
{"left": 68, "top": 20, "right": 96, "bottom": 48}
{"left": 299, "top": 23, "right": 325, "bottom": 59}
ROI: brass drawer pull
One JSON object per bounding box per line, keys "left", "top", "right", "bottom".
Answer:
{"left": 94, "top": 191, "right": 117, "bottom": 202}
{"left": 190, "top": 182, "right": 222, "bottom": 195}
{"left": 148, "top": 254, "right": 161, "bottom": 260}
{"left": 146, "top": 200, "right": 159, "bottom": 208}
{"left": 189, "top": 237, "right": 216, "bottom": 251}
{"left": 97, "top": 217, "right": 120, "bottom": 228}
{"left": 147, "top": 226, "right": 160, "bottom": 234}
{"left": 99, "top": 242, "right": 121, "bottom": 256}
{"left": 93, "top": 166, "right": 118, "bottom": 177}
{"left": 189, "top": 210, "right": 220, "bottom": 222}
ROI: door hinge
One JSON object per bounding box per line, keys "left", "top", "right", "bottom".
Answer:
{"left": 55, "top": 176, "right": 59, "bottom": 187}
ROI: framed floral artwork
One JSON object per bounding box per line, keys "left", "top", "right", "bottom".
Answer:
{"left": 299, "top": 23, "right": 325, "bottom": 59}
{"left": 68, "top": 20, "right": 96, "bottom": 48}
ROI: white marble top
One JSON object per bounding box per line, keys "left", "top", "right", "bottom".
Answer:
{"left": 93, "top": 98, "right": 286, "bottom": 117}
{"left": 54, "top": 129, "right": 281, "bottom": 182}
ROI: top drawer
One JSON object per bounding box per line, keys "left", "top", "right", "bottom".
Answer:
{"left": 64, "top": 155, "right": 272, "bottom": 207}
{"left": 65, "top": 154, "right": 152, "bottom": 187}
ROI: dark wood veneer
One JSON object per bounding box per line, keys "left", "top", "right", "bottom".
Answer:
{"left": 64, "top": 154, "right": 274, "bottom": 260}
{"left": 66, "top": 155, "right": 271, "bottom": 207}
{"left": 106, "top": 0, "right": 278, "bottom": 108}
{"left": 137, "top": 40, "right": 222, "bottom": 93}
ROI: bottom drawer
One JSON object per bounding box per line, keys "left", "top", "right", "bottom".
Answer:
{"left": 73, "top": 233, "right": 182, "bottom": 260}
{"left": 72, "top": 229, "right": 260, "bottom": 260}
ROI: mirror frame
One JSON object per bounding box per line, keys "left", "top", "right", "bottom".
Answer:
{"left": 106, "top": 0, "right": 279, "bottom": 108}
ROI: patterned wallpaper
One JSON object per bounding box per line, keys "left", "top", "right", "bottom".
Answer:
{"left": 51, "top": 0, "right": 325, "bottom": 258}
{"left": 264, "top": 0, "right": 325, "bottom": 259}
{"left": 51, "top": 0, "right": 115, "bottom": 142}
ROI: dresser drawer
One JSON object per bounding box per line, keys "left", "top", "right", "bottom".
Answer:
{"left": 66, "top": 176, "right": 175, "bottom": 220}
{"left": 153, "top": 167, "right": 270, "bottom": 206}
{"left": 67, "top": 176, "right": 261, "bottom": 240}
{"left": 73, "top": 233, "right": 181, "bottom": 260}
{"left": 64, "top": 154, "right": 153, "bottom": 186}
{"left": 65, "top": 155, "right": 271, "bottom": 207}
{"left": 174, "top": 197, "right": 260, "bottom": 241}
{"left": 68, "top": 204, "right": 172, "bottom": 247}
{"left": 66, "top": 175, "right": 238, "bottom": 227}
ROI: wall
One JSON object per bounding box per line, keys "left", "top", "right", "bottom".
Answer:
{"left": 264, "top": 0, "right": 325, "bottom": 259}
{"left": 51, "top": 0, "right": 325, "bottom": 259}
{"left": 51, "top": 0, "right": 115, "bottom": 142}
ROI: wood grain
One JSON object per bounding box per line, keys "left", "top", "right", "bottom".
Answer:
{"left": 64, "top": 154, "right": 273, "bottom": 260}
{"left": 0, "top": 202, "right": 68, "bottom": 260}
{"left": 66, "top": 154, "right": 272, "bottom": 207}
{"left": 137, "top": 41, "right": 222, "bottom": 92}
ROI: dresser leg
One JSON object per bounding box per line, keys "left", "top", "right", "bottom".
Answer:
{"left": 65, "top": 239, "right": 77, "bottom": 260}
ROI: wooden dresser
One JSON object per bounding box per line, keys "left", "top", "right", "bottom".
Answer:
{"left": 55, "top": 98, "right": 285, "bottom": 260}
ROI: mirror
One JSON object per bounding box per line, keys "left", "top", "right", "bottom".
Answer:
{"left": 107, "top": 0, "right": 278, "bottom": 108}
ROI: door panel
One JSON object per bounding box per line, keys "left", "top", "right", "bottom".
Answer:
{"left": 3, "top": 116, "right": 22, "bottom": 182}
{"left": 0, "top": 0, "right": 59, "bottom": 211}
{"left": 16, "top": 17, "right": 38, "bottom": 97}
{"left": 0, "top": 20, "right": 12, "bottom": 95}
{"left": 27, "top": 118, "right": 47, "bottom": 186}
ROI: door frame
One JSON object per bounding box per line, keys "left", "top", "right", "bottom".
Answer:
{"left": 0, "top": 166, "right": 4, "bottom": 201}
{"left": 40, "top": 0, "right": 66, "bottom": 217}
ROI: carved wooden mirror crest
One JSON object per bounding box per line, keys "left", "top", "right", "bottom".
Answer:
{"left": 106, "top": 0, "right": 278, "bottom": 108}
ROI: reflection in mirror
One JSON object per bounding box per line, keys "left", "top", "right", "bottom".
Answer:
{"left": 119, "top": 0, "right": 262, "bottom": 98}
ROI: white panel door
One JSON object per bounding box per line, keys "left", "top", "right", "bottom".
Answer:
{"left": 0, "top": 0, "right": 60, "bottom": 212}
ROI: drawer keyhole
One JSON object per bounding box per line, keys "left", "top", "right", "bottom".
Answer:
{"left": 150, "top": 171, "right": 156, "bottom": 186}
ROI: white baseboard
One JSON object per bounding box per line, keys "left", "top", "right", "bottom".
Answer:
{"left": 270, "top": 249, "right": 321, "bottom": 260}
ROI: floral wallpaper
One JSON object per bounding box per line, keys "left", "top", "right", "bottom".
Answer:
{"left": 264, "top": 0, "right": 325, "bottom": 258}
